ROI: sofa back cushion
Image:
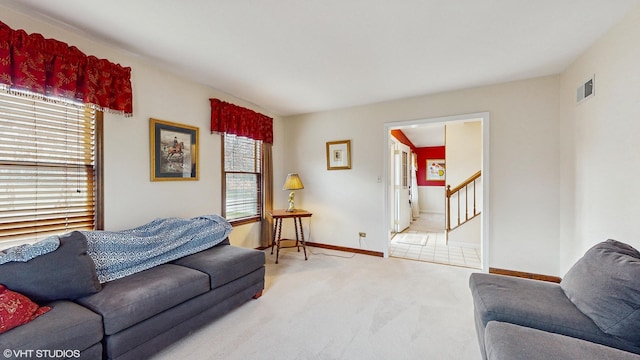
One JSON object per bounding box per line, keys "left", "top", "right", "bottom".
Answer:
{"left": 0, "top": 231, "right": 101, "bottom": 303}
{"left": 561, "top": 239, "right": 640, "bottom": 345}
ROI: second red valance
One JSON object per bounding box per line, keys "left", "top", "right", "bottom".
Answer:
{"left": 210, "top": 98, "right": 273, "bottom": 144}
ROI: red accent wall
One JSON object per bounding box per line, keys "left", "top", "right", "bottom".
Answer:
{"left": 416, "top": 146, "right": 445, "bottom": 186}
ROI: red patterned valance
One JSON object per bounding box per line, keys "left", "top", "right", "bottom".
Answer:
{"left": 210, "top": 98, "right": 273, "bottom": 144}
{"left": 0, "top": 21, "right": 133, "bottom": 116}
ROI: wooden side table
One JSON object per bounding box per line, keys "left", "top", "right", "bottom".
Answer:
{"left": 267, "top": 209, "right": 312, "bottom": 264}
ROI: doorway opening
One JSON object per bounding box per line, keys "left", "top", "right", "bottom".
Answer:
{"left": 384, "top": 112, "right": 490, "bottom": 272}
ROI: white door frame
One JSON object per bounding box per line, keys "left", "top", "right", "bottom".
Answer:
{"left": 389, "top": 137, "right": 399, "bottom": 234}
{"left": 396, "top": 141, "right": 411, "bottom": 232}
{"left": 383, "top": 112, "right": 490, "bottom": 273}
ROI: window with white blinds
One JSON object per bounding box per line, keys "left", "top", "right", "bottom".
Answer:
{"left": 222, "top": 133, "right": 262, "bottom": 224}
{"left": 0, "top": 90, "right": 101, "bottom": 246}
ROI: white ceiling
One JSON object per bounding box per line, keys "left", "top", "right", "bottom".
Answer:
{"left": 1, "top": 0, "right": 637, "bottom": 116}
{"left": 400, "top": 124, "right": 446, "bottom": 148}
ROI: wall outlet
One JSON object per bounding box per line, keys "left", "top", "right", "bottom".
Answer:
{"left": 359, "top": 232, "right": 366, "bottom": 238}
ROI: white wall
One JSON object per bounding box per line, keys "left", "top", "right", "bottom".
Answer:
{"left": 558, "top": 3, "right": 640, "bottom": 274}
{"left": 446, "top": 121, "right": 483, "bottom": 224}
{"left": 448, "top": 215, "right": 481, "bottom": 248}
{"left": 1, "top": 7, "right": 282, "bottom": 249}
{"left": 446, "top": 121, "right": 482, "bottom": 186}
{"left": 418, "top": 187, "right": 445, "bottom": 214}
{"left": 285, "top": 75, "right": 561, "bottom": 275}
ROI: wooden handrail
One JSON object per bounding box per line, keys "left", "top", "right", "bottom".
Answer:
{"left": 446, "top": 170, "right": 482, "bottom": 196}
{"left": 446, "top": 170, "right": 482, "bottom": 232}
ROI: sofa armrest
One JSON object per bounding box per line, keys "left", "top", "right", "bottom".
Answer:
{"left": 469, "top": 273, "right": 640, "bottom": 356}
{"left": 486, "top": 321, "right": 640, "bottom": 360}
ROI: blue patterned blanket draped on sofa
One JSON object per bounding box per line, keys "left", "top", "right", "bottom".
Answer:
{"left": 82, "top": 215, "right": 232, "bottom": 283}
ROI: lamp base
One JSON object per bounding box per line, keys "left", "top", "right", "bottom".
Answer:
{"left": 286, "top": 191, "right": 296, "bottom": 212}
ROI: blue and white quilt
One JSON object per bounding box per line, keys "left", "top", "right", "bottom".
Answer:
{"left": 0, "top": 236, "right": 60, "bottom": 265}
{"left": 82, "top": 215, "right": 232, "bottom": 283}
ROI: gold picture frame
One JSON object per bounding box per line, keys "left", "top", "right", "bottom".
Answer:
{"left": 150, "top": 118, "right": 199, "bottom": 181}
{"left": 326, "top": 140, "right": 351, "bottom": 170}
{"left": 426, "top": 159, "right": 445, "bottom": 181}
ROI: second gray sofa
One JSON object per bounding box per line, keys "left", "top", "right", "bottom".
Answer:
{"left": 470, "top": 239, "right": 640, "bottom": 360}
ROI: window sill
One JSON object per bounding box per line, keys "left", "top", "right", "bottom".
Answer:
{"left": 229, "top": 217, "right": 261, "bottom": 227}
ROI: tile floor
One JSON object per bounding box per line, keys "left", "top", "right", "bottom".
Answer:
{"left": 390, "top": 230, "right": 481, "bottom": 269}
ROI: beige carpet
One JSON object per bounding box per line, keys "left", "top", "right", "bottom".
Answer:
{"left": 152, "top": 248, "right": 480, "bottom": 360}
{"left": 409, "top": 212, "right": 446, "bottom": 233}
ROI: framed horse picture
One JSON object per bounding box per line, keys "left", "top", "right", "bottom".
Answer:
{"left": 149, "top": 118, "right": 199, "bottom": 181}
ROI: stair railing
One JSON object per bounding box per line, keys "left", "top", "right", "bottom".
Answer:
{"left": 446, "top": 170, "right": 481, "bottom": 232}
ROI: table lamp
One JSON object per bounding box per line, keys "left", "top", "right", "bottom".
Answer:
{"left": 283, "top": 173, "right": 304, "bottom": 212}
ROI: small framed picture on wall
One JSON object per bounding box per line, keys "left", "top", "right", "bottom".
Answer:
{"left": 326, "top": 140, "right": 351, "bottom": 170}
{"left": 426, "top": 159, "right": 445, "bottom": 180}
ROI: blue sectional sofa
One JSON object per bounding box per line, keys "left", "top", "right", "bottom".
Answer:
{"left": 0, "top": 230, "right": 265, "bottom": 359}
{"left": 470, "top": 239, "right": 640, "bottom": 360}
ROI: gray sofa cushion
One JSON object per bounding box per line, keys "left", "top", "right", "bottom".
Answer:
{"left": 560, "top": 239, "right": 640, "bottom": 345}
{"left": 0, "top": 231, "right": 101, "bottom": 303}
{"left": 80, "top": 343, "right": 103, "bottom": 360}
{"left": 104, "top": 267, "right": 265, "bottom": 359}
{"left": 469, "top": 273, "right": 640, "bottom": 355}
{"left": 172, "top": 244, "right": 265, "bottom": 289}
{"left": 485, "top": 321, "right": 640, "bottom": 360}
{"left": 0, "top": 300, "right": 103, "bottom": 353}
{"left": 76, "top": 263, "right": 209, "bottom": 335}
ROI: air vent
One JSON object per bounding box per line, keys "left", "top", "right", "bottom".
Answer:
{"left": 577, "top": 75, "right": 595, "bottom": 103}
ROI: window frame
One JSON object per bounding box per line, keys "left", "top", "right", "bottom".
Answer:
{"left": 95, "top": 111, "right": 104, "bottom": 230}
{"left": 221, "top": 133, "right": 263, "bottom": 226}
{"left": 0, "top": 91, "right": 103, "bottom": 247}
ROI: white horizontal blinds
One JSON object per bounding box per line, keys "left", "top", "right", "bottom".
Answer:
{"left": 224, "top": 134, "right": 262, "bottom": 221}
{"left": 0, "top": 90, "right": 96, "bottom": 243}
